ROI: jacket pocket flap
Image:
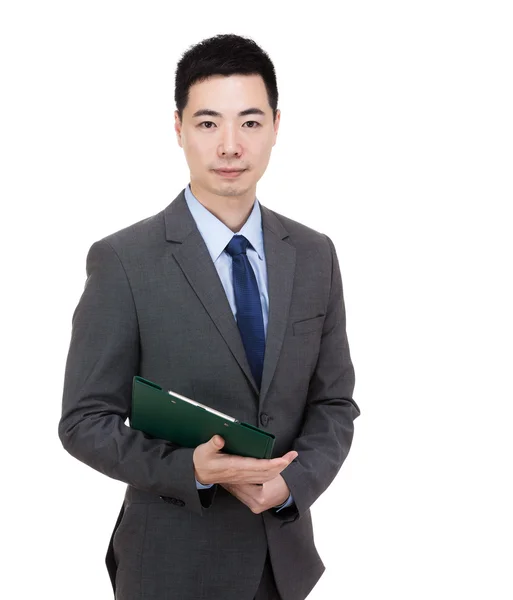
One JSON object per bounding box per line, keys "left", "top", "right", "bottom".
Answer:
{"left": 293, "top": 315, "right": 325, "bottom": 336}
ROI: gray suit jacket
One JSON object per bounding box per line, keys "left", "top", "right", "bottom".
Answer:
{"left": 59, "top": 188, "right": 360, "bottom": 600}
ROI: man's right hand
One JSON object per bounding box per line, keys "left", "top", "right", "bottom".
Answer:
{"left": 193, "top": 435, "right": 298, "bottom": 486}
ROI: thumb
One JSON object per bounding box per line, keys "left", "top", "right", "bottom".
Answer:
{"left": 211, "top": 435, "right": 225, "bottom": 450}
{"left": 283, "top": 450, "right": 298, "bottom": 464}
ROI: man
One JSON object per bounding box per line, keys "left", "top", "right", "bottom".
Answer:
{"left": 59, "top": 33, "right": 360, "bottom": 600}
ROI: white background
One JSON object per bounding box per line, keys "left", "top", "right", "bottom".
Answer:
{"left": 1, "top": 1, "right": 512, "bottom": 598}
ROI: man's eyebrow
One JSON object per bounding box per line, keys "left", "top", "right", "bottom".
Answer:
{"left": 191, "top": 108, "right": 266, "bottom": 118}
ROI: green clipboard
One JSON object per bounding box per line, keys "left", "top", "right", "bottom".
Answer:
{"left": 130, "top": 376, "right": 275, "bottom": 459}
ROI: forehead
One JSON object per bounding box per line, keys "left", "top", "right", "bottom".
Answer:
{"left": 186, "top": 74, "right": 269, "bottom": 114}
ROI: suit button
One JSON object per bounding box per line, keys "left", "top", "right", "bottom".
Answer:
{"left": 260, "top": 413, "right": 270, "bottom": 427}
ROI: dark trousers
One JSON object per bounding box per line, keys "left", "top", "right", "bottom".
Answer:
{"left": 254, "top": 551, "right": 281, "bottom": 600}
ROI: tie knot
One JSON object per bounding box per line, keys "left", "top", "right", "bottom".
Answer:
{"left": 225, "top": 234, "right": 250, "bottom": 257}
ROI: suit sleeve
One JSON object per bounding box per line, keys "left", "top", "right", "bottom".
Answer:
{"left": 58, "top": 239, "right": 217, "bottom": 516}
{"left": 271, "top": 234, "right": 360, "bottom": 522}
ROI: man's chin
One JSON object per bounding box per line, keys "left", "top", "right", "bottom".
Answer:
{"left": 217, "top": 187, "right": 246, "bottom": 197}
{"left": 212, "top": 182, "right": 250, "bottom": 197}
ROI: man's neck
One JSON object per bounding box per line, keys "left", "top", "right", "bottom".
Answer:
{"left": 190, "top": 181, "right": 256, "bottom": 233}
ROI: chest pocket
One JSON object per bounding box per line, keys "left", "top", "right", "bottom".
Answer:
{"left": 292, "top": 314, "right": 325, "bottom": 336}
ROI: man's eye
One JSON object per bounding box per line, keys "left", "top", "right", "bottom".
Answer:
{"left": 198, "top": 121, "right": 261, "bottom": 129}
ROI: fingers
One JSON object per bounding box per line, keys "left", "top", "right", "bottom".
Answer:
{"left": 209, "top": 435, "right": 225, "bottom": 450}
{"left": 282, "top": 450, "right": 298, "bottom": 463}
{"left": 195, "top": 439, "right": 298, "bottom": 486}
{"left": 224, "top": 452, "right": 297, "bottom": 483}
{"left": 223, "top": 483, "right": 259, "bottom": 512}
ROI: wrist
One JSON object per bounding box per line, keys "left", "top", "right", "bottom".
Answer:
{"left": 193, "top": 449, "right": 207, "bottom": 485}
{"left": 194, "top": 469, "right": 209, "bottom": 486}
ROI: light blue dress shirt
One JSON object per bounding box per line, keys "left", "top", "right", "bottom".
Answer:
{"left": 184, "top": 183, "right": 294, "bottom": 513}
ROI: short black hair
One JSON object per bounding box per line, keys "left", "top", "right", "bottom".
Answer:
{"left": 174, "top": 34, "right": 279, "bottom": 123}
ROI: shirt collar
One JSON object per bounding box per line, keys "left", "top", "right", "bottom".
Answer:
{"left": 184, "top": 182, "right": 264, "bottom": 263}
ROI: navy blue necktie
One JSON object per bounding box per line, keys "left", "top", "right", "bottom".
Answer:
{"left": 225, "top": 234, "right": 265, "bottom": 389}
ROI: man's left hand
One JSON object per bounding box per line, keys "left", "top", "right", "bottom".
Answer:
{"left": 221, "top": 474, "right": 291, "bottom": 514}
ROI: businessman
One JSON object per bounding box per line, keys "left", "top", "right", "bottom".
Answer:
{"left": 59, "top": 33, "right": 360, "bottom": 600}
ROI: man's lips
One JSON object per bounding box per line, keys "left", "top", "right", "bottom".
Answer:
{"left": 214, "top": 168, "right": 246, "bottom": 178}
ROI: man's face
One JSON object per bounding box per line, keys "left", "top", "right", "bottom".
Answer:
{"left": 175, "top": 74, "right": 280, "bottom": 199}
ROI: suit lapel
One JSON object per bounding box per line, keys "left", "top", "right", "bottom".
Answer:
{"left": 258, "top": 204, "right": 296, "bottom": 408}
{"left": 164, "top": 189, "right": 296, "bottom": 409}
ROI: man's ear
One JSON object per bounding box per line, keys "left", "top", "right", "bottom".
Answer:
{"left": 174, "top": 110, "right": 183, "bottom": 148}
{"left": 272, "top": 109, "right": 281, "bottom": 146}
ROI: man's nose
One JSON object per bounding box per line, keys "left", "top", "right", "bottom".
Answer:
{"left": 218, "top": 125, "right": 242, "bottom": 157}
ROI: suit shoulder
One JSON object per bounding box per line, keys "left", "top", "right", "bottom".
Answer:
{"left": 92, "top": 210, "right": 165, "bottom": 257}
{"left": 265, "top": 207, "right": 329, "bottom": 247}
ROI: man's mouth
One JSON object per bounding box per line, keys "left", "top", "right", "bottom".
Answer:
{"left": 214, "top": 169, "right": 246, "bottom": 178}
